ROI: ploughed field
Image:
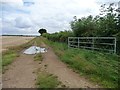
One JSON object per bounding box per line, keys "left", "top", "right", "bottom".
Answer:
{"left": 1, "top": 36, "right": 35, "bottom": 52}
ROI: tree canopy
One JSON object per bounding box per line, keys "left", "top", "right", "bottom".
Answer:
{"left": 70, "top": 3, "right": 120, "bottom": 37}
{"left": 43, "top": 3, "right": 120, "bottom": 54}
{"left": 38, "top": 28, "right": 47, "bottom": 35}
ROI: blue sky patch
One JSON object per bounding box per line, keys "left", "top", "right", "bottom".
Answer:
{"left": 23, "top": 2, "right": 35, "bottom": 7}
{"left": 1, "top": 3, "right": 30, "bottom": 14}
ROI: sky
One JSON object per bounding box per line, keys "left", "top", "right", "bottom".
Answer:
{"left": 0, "top": 0, "right": 119, "bottom": 35}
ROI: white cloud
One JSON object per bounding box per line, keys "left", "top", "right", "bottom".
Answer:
{"left": 2, "top": 0, "right": 118, "bottom": 35}
{"left": 26, "top": 0, "right": 100, "bottom": 33}
{"left": 95, "top": 0, "right": 120, "bottom": 5}
{"left": 15, "top": 16, "right": 33, "bottom": 28}
{"left": 0, "top": 0, "right": 23, "bottom": 6}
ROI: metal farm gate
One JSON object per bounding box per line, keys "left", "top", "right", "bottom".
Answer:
{"left": 68, "top": 37, "right": 117, "bottom": 54}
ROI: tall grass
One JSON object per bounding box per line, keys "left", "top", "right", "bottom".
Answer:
{"left": 43, "top": 38, "right": 119, "bottom": 88}
{"left": 36, "top": 71, "right": 60, "bottom": 88}
{"left": 2, "top": 50, "right": 18, "bottom": 73}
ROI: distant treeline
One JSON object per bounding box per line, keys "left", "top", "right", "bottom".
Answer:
{"left": 43, "top": 3, "right": 120, "bottom": 55}
{"left": 2, "top": 35, "right": 38, "bottom": 37}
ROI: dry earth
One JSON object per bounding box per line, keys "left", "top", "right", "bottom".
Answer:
{"left": 1, "top": 36, "right": 35, "bottom": 52}
{"left": 2, "top": 54, "right": 40, "bottom": 88}
{"left": 1, "top": 36, "right": 35, "bottom": 89}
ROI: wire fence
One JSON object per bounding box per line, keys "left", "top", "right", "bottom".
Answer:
{"left": 68, "top": 37, "right": 117, "bottom": 54}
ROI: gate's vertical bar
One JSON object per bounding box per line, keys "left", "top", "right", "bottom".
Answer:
{"left": 92, "top": 37, "right": 95, "bottom": 50}
{"left": 78, "top": 37, "right": 79, "bottom": 48}
{"left": 68, "top": 37, "right": 70, "bottom": 48}
{"left": 114, "top": 37, "right": 116, "bottom": 54}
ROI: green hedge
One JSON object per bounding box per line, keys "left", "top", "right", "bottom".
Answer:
{"left": 43, "top": 31, "right": 74, "bottom": 43}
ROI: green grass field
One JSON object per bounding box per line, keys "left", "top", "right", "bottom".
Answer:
{"left": 43, "top": 37, "right": 119, "bottom": 88}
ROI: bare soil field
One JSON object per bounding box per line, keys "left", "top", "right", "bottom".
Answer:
{"left": 1, "top": 36, "right": 35, "bottom": 52}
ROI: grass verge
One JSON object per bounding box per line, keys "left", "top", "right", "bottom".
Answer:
{"left": 2, "top": 37, "right": 37, "bottom": 73}
{"left": 42, "top": 37, "right": 119, "bottom": 88}
{"left": 36, "top": 71, "right": 60, "bottom": 88}
{"left": 2, "top": 50, "right": 18, "bottom": 73}
{"left": 34, "top": 37, "right": 44, "bottom": 61}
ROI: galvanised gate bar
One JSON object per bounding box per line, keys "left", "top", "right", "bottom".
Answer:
{"left": 68, "top": 37, "right": 116, "bottom": 54}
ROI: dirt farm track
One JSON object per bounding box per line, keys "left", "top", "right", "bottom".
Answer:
{"left": 0, "top": 36, "right": 35, "bottom": 52}
{"left": 0, "top": 36, "right": 101, "bottom": 88}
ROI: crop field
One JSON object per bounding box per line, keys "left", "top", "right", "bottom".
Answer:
{"left": 1, "top": 36, "right": 35, "bottom": 52}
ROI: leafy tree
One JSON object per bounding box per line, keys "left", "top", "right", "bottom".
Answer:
{"left": 97, "top": 3, "right": 118, "bottom": 36}
{"left": 38, "top": 28, "right": 47, "bottom": 35}
{"left": 70, "top": 3, "right": 119, "bottom": 37}
{"left": 43, "top": 2, "right": 120, "bottom": 54}
{"left": 70, "top": 15, "right": 96, "bottom": 37}
{"left": 70, "top": 2, "right": 120, "bottom": 54}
